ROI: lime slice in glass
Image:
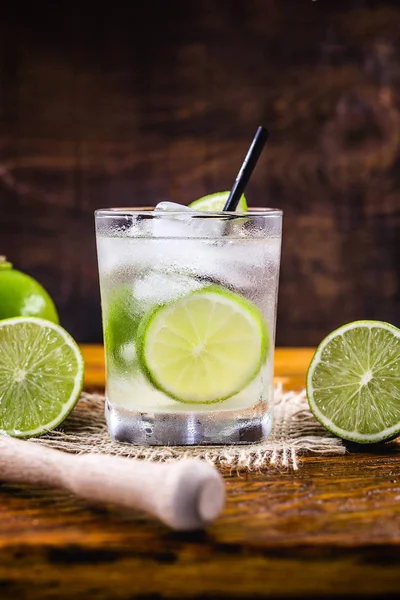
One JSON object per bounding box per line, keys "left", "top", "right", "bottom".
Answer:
{"left": 307, "top": 320, "right": 400, "bottom": 443}
{"left": 0, "top": 317, "right": 84, "bottom": 437}
{"left": 189, "top": 192, "right": 247, "bottom": 212}
{"left": 137, "top": 286, "right": 268, "bottom": 404}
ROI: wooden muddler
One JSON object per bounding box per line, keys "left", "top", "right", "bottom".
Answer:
{"left": 0, "top": 436, "right": 225, "bottom": 530}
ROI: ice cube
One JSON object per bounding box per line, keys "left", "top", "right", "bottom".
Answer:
{"left": 154, "top": 201, "right": 189, "bottom": 212}
{"left": 133, "top": 271, "right": 207, "bottom": 310}
{"left": 119, "top": 342, "right": 137, "bottom": 364}
{"left": 152, "top": 202, "right": 195, "bottom": 238}
{"left": 179, "top": 237, "right": 280, "bottom": 302}
{"left": 153, "top": 201, "right": 225, "bottom": 238}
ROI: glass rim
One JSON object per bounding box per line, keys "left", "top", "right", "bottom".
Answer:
{"left": 95, "top": 206, "right": 283, "bottom": 218}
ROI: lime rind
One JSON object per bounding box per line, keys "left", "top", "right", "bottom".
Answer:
{"left": 189, "top": 192, "right": 247, "bottom": 212}
{"left": 0, "top": 317, "right": 84, "bottom": 438}
{"left": 307, "top": 320, "right": 400, "bottom": 444}
{"left": 0, "top": 258, "right": 12, "bottom": 270}
{"left": 137, "top": 285, "right": 269, "bottom": 404}
{"left": 0, "top": 269, "right": 59, "bottom": 324}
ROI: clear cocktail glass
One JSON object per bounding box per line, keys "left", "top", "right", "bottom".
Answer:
{"left": 95, "top": 206, "right": 282, "bottom": 445}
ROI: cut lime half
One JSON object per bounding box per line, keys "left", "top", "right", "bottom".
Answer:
{"left": 137, "top": 286, "right": 268, "bottom": 404}
{"left": 307, "top": 320, "right": 400, "bottom": 443}
{"left": 0, "top": 317, "right": 84, "bottom": 437}
{"left": 189, "top": 192, "right": 247, "bottom": 212}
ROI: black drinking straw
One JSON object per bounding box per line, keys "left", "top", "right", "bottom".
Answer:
{"left": 223, "top": 126, "right": 269, "bottom": 212}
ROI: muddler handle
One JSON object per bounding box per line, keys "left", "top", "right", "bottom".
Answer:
{"left": 0, "top": 436, "right": 225, "bottom": 530}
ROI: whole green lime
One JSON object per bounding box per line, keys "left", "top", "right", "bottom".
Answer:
{"left": 0, "top": 257, "right": 59, "bottom": 324}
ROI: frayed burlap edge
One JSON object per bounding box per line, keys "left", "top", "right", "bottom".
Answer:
{"left": 31, "top": 384, "right": 345, "bottom": 471}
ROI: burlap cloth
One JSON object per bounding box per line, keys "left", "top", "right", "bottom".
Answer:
{"left": 32, "top": 384, "right": 345, "bottom": 471}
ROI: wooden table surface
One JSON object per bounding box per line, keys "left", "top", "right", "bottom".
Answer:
{"left": 1, "top": 346, "right": 400, "bottom": 599}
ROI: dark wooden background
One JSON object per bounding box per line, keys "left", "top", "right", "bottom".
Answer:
{"left": 1, "top": 0, "right": 400, "bottom": 345}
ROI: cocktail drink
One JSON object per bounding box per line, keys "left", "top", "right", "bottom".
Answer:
{"left": 95, "top": 202, "right": 282, "bottom": 445}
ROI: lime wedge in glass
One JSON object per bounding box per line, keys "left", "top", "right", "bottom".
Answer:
{"left": 307, "top": 320, "right": 400, "bottom": 443}
{"left": 0, "top": 317, "right": 84, "bottom": 437}
{"left": 137, "top": 286, "right": 268, "bottom": 404}
{"left": 189, "top": 191, "right": 247, "bottom": 212}
{"left": 104, "top": 284, "right": 141, "bottom": 371}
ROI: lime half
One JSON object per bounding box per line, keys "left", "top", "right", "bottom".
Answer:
{"left": 189, "top": 192, "right": 247, "bottom": 212}
{"left": 307, "top": 320, "right": 400, "bottom": 443}
{"left": 137, "top": 286, "right": 268, "bottom": 404}
{"left": 0, "top": 317, "right": 84, "bottom": 437}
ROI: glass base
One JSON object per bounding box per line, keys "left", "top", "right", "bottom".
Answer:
{"left": 105, "top": 398, "right": 273, "bottom": 446}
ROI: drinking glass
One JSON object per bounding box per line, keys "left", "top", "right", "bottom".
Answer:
{"left": 95, "top": 207, "right": 282, "bottom": 445}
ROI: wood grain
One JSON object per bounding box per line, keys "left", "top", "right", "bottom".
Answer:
{"left": 0, "top": 1, "right": 400, "bottom": 345}
{"left": 1, "top": 344, "right": 400, "bottom": 598}
{"left": 1, "top": 448, "right": 400, "bottom": 598}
